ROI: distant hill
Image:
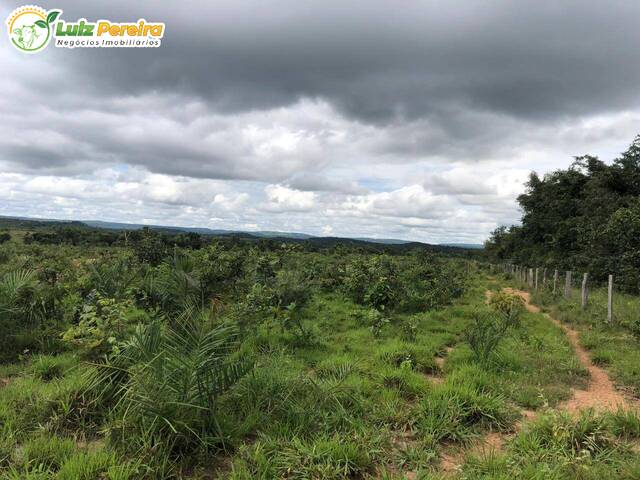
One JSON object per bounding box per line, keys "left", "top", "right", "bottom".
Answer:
{"left": 0, "top": 215, "right": 481, "bottom": 251}
{"left": 77, "top": 220, "right": 434, "bottom": 245}
{"left": 439, "top": 243, "right": 484, "bottom": 249}
{"left": 84, "top": 220, "right": 315, "bottom": 240}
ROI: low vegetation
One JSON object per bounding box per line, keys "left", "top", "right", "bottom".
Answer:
{"left": 0, "top": 225, "right": 638, "bottom": 478}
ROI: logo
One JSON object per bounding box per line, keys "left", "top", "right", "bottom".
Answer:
{"left": 6, "top": 5, "right": 58, "bottom": 53}
{"left": 6, "top": 5, "right": 164, "bottom": 53}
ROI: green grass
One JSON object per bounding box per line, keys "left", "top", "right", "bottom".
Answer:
{"left": 461, "top": 409, "right": 640, "bottom": 479}
{"left": 0, "top": 272, "right": 615, "bottom": 478}
{"left": 517, "top": 277, "right": 640, "bottom": 397}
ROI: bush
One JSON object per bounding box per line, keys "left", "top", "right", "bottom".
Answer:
{"left": 87, "top": 307, "right": 252, "bottom": 454}
{"left": 30, "top": 355, "right": 68, "bottom": 381}
{"left": 342, "top": 256, "right": 400, "bottom": 311}
{"left": 366, "top": 309, "right": 389, "bottom": 338}
{"left": 488, "top": 290, "right": 525, "bottom": 328}
{"left": 62, "top": 293, "right": 148, "bottom": 359}
{"left": 0, "top": 269, "right": 50, "bottom": 361}
{"left": 465, "top": 310, "right": 510, "bottom": 363}
{"left": 401, "top": 318, "right": 419, "bottom": 342}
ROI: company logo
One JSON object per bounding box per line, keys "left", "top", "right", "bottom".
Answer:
{"left": 6, "top": 5, "right": 164, "bottom": 53}
{"left": 6, "top": 5, "right": 58, "bottom": 53}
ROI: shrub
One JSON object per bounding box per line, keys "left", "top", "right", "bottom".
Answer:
{"left": 488, "top": 291, "right": 525, "bottom": 328}
{"left": 0, "top": 269, "right": 47, "bottom": 360}
{"left": 273, "top": 268, "right": 312, "bottom": 309}
{"left": 62, "top": 293, "right": 147, "bottom": 359}
{"left": 465, "top": 310, "right": 511, "bottom": 363}
{"left": 131, "top": 227, "right": 166, "bottom": 266}
{"left": 401, "top": 318, "right": 419, "bottom": 342}
{"left": 30, "top": 355, "right": 66, "bottom": 381}
{"left": 342, "top": 256, "right": 400, "bottom": 311}
{"left": 87, "top": 307, "right": 252, "bottom": 454}
{"left": 365, "top": 309, "right": 389, "bottom": 338}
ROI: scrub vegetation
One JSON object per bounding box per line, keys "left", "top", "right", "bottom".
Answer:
{"left": 0, "top": 223, "right": 638, "bottom": 479}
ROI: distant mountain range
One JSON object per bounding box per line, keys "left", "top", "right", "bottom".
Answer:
{"left": 439, "top": 243, "right": 484, "bottom": 249}
{"left": 0, "top": 215, "right": 483, "bottom": 249}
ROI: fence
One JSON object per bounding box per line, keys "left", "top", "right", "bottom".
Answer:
{"left": 489, "top": 263, "right": 616, "bottom": 324}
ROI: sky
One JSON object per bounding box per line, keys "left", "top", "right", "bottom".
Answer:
{"left": 2, "top": 1, "right": 640, "bottom": 244}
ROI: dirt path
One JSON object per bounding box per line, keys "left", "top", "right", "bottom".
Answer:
{"left": 439, "top": 287, "right": 636, "bottom": 475}
{"left": 503, "top": 287, "right": 632, "bottom": 412}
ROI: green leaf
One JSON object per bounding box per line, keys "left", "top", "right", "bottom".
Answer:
{"left": 46, "top": 10, "right": 60, "bottom": 24}
{"left": 35, "top": 20, "right": 47, "bottom": 29}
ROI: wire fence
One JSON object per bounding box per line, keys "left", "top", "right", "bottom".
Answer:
{"left": 490, "top": 263, "right": 616, "bottom": 323}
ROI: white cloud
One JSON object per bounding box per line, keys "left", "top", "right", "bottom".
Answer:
{"left": 261, "top": 185, "right": 316, "bottom": 212}
{"left": 2, "top": 2, "right": 640, "bottom": 244}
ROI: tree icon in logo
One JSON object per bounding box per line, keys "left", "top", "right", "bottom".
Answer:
{"left": 6, "top": 6, "right": 61, "bottom": 53}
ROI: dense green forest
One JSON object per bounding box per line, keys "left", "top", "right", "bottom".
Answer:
{"left": 485, "top": 135, "right": 640, "bottom": 292}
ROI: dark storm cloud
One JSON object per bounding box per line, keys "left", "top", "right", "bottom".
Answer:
{"left": 35, "top": 0, "right": 640, "bottom": 123}
{"left": 2, "top": 0, "right": 640, "bottom": 243}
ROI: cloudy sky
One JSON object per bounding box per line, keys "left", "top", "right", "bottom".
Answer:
{"left": 2, "top": 1, "right": 640, "bottom": 243}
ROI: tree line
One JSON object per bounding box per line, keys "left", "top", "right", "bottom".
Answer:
{"left": 485, "top": 135, "right": 640, "bottom": 293}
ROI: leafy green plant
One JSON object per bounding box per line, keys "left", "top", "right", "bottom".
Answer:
{"left": 87, "top": 306, "right": 252, "bottom": 454}
{"left": 132, "top": 227, "right": 166, "bottom": 265}
{"left": 488, "top": 290, "right": 525, "bottom": 328}
{"left": 31, "top": 355, "right": 66, "bottom": 381}
{"left": 367, "top": 309, "right": 390, "bottom": 338}
{"left": 272, "top": 302, "right": 315, "bottom": 345}
{"left": 86, "top": 256, "right": 139, "bottom": 300}
{"left": 465, "top": 310, "right": 511, "bottom": 363}
{"left": 62, "top": 293, "right": 146, "bottom": 358}
{"left": 401, "top": 318, "right": 419, "bottom": 342}
{"left": 0, "top": 269, "right": 48, "bottom": 360}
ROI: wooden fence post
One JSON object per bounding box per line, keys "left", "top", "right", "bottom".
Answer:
{"left": 608, "top": 274, "right": 614, "bottom": 323}
{"left": 535, "top": 268, "right": 539, "bottom": 291}
{"left": 529, "top": 268, "right": 534, "bottom": 288}
{"left": 542, "top": 268, "right": 547, "bottom": 288}
{"left": 553, "top": 269, "right": 558, "bottom": 294}
{"left": 581, "top": 273, "right": 588, "bottom": 309}
{"left": 564, "top": 271, "right": 572, "bottom": 299}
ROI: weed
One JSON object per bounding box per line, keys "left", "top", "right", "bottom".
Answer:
{"left": 465, "top": 310, "right": 510, "bottom": 363}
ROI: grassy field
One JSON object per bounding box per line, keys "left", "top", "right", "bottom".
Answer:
{"left": 2, "top": 232, "right": 640, "bottom": 479}
{"left": 525, "top": 278, "right": 640, "bottom": 398}
{"left": 4, "top": 270, "right": 630, "bottom": 478}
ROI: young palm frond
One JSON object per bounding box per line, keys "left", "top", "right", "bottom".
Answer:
{"left": 87, "top": 305, "right": 251, "bottom": 453}
{"left": 0, "top": 269, "right": 37, "bottom": 315}
{"left": 142, "top": 254, "right": 203, "bottom": 314}
{"left": 0, "top": 268, "right": 36, "bottom": 300}
{"left": 88, "top": 258, "right": 139, "bottom": 299}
